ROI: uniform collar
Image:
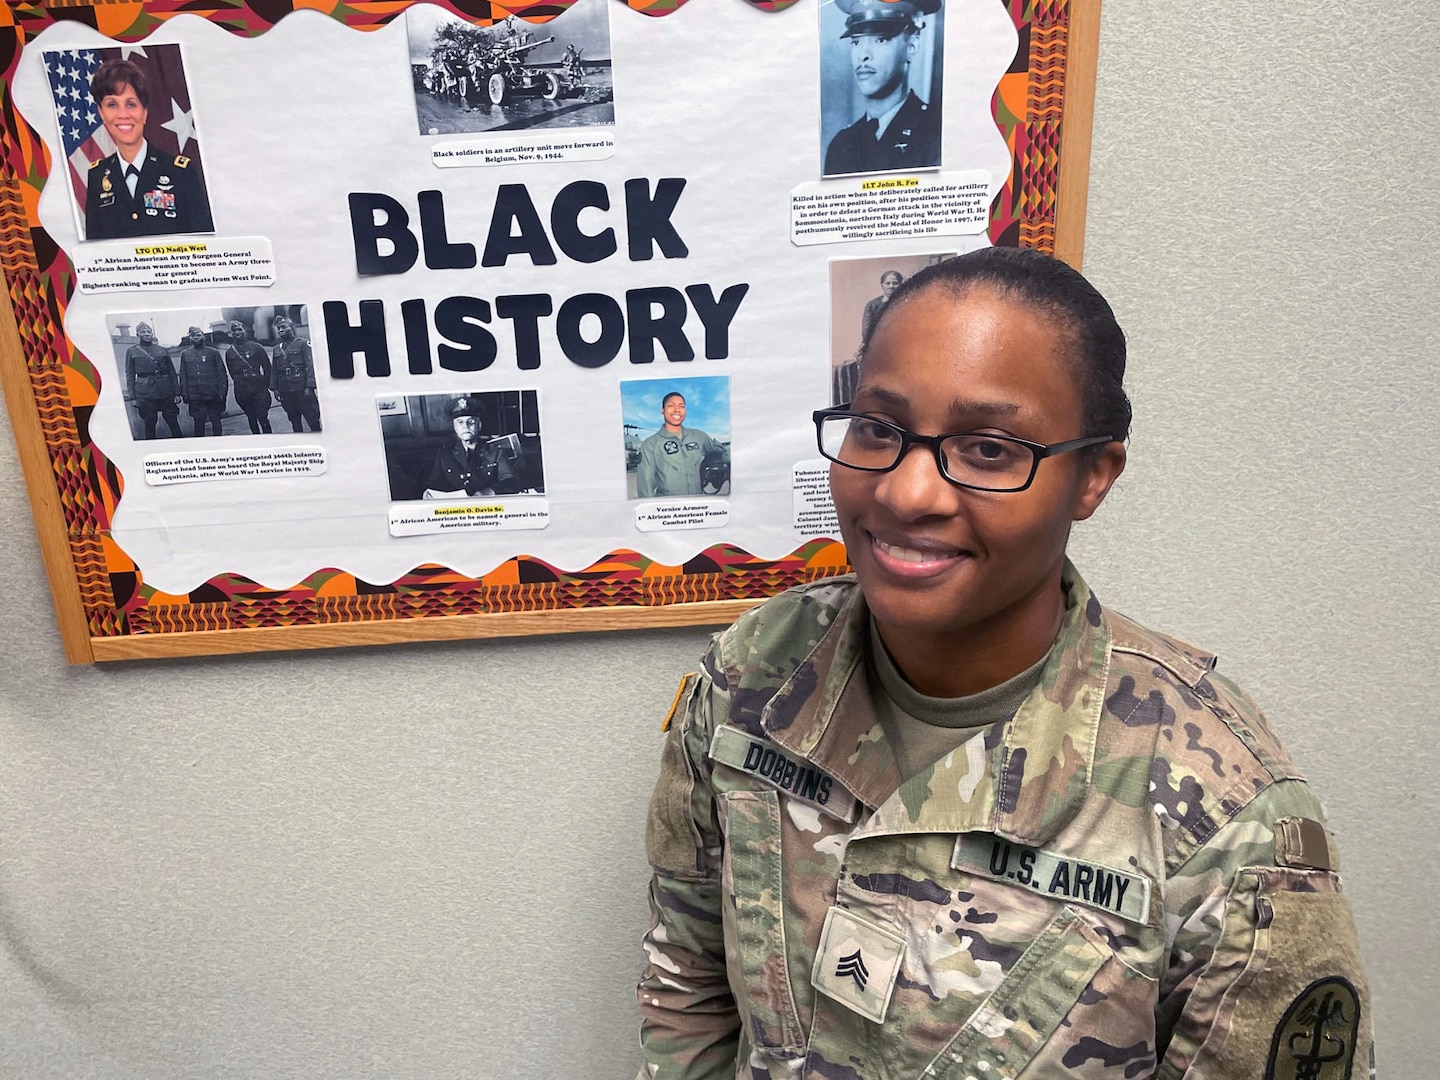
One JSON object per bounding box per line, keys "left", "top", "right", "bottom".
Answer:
{"left": 868, "top": 91, "right": 913, "bottom": 140}
{"left": 118, "top": 141, "right": 150, "bottom": 173}
{"left": 758, "top": 561, "right": 1109, "bottom": 847}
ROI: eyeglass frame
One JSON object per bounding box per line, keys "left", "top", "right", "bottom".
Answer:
{"left": 812, "top": 406, "right": 1119, "bottom": 493}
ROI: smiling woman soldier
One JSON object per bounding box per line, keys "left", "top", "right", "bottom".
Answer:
{"left": 637, "top": 246, "right": 1371, "bottom": 1080}
{"left": 84, "top": 58, "right": 213, "bottom": 240}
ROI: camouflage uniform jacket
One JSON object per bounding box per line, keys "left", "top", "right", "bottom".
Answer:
{"left": 639, "top": 567, "right": 1372, "bottom": 1080}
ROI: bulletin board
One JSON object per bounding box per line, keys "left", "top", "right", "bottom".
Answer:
{"left": 0, "top": 0, "right": 1100, "bottom": 663}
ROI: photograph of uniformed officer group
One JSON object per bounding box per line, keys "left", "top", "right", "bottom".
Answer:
{"left": 829, "top": 251, "right": 953, "bottom": 404}
{"left": 379, "top": 392, "right": 545, "bottom": 501}
{"left": 621, "top": 377, "right": 731, "bottom": 501}
{"left": 819, "top": 0, "right": 944, "bottom": 177}
{"left": 106, "top": 306, "right": 321, "bottom": 441}
{"left": 406, "top": 0, "right": 615, "bottom": 137}
{"left": 43, "top": 45, "right": 214, "bottom": 241}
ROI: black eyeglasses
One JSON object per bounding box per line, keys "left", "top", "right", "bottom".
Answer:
{"left": 813, "top": 407, "right": 1116, "bottom": 493}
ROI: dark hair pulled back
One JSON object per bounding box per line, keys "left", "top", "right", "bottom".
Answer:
{"left": 863, "top": 246, "right": 1132, "bottom": 444}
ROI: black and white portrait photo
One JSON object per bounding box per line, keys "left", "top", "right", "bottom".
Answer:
{"left": 829, "top": 252, "right": 952, "bottom": 403}
{"left": 406, "top": 0, "right": 615, "bottom": 137}
{"left": 379, "top": 391, "right": 545, "bottom": 501}
{"left": 106, "top": 305, "right": 317, "bottom": 441}
{"left": 819, "top": 0, "right": 944, "bottom": 178}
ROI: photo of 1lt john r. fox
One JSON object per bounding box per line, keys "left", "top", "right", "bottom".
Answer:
{"left": 822, "top": 0, "right": 943, "bottom": 177}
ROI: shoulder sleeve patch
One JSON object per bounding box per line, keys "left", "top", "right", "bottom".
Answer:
{"left": 1162, "top": 867, "right": 1371, "bottom": 1079}
{"left": 1274, "top": 816, "right": 1340, "bottom": 872}
{"left": 1266, "top": 976, "right": 1362, "bottom": 1080}
{"left": 661, "top": 672, "right": 696, "bottom": 732}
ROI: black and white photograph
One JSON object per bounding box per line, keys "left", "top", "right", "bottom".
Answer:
{"left": 621, "top": 376, "right": 731, "bottom": 500}
{"left": 829, "top": 252, "right": 952, "bottom": 403}
{"left": 106, "top": 305, "right": 318, "bottom": 441}
{"left": 406, "top": 1, "right": 615, "bottom": 136}
{"left": 819, "top": 0, "right": 944, "bottom": 178}
{"left": 44, "top": 45, "right": 215, "bottom": 240}
{"left": 379, "top": 391, "right": 545, "bottom": 501}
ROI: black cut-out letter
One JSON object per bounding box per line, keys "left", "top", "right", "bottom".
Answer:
{"left": 400, "top": 299, "right": 431, "bottom": 375}
{"left": 626, "top": 287, "right": 693, "bottom": 364}
{"left": 418, "top": 190, "right": 477, "bottom": 270}
{"left": 624, "top": 177, "right": 688, "bottom": 261}
{"left": 348, "top": 193, "right": 418, "bottom": 276}
{"left": 482, "top": 185, "right": 557, "bottom": 267}
{"left": 686, "top": 283, "right": 749, "bottom": 358}
{"left": 551, "top": 181, "right": 616, "bottom": 264}
{"left": 496, "top": 294, "right": 554, "bottom": 370}
{"left": 556, "top": 293, "right": 624, "bottom": 368}
{"left": 435, "top": 296, "right": 498, "bottom": 373}
{"left": 323, "top": 300, "right": 390, "bottom": 379}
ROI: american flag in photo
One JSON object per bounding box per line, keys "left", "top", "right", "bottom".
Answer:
{"left": 43, "top": 49, "right": 115, "bottom": 228}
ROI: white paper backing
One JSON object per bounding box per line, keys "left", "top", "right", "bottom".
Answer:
{"left": 12, "top": 2, "right": 1015, "bottom": 592}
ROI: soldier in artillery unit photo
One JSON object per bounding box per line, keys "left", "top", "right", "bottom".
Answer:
{"left": 406, "top": 0, "right": 615, "bottom": 136}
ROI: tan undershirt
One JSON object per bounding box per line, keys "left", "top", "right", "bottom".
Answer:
{"left": 867, "top": 619, "right": 1049, "bottom": 782}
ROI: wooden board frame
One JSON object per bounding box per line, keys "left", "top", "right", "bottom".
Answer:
{"left": 0, "top": 0, "right": 1100, "bottom": 664}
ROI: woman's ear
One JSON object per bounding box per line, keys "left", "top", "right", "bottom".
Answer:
{"left": 1072, "top": 441, "right": 1126, "bottom": 522}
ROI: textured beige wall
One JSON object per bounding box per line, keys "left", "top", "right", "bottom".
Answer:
{"left": 1, "top": 2, "right": 1435, "bottom": 1076}
{"left": 1076, "top": 6, "right": 1439, "bottom": 1072}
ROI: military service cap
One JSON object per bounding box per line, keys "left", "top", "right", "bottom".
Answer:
{"left": 448, "top": 395, "right": 484, "bottom": 419}
{"left": 835, "top": 0, "right": 940, "bottom": 38}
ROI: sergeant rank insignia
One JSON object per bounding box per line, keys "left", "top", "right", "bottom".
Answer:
{"left": 811, "top": 906, "right": 905, "bottom": 1023}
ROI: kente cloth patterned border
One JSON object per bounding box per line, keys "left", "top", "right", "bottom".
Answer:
{"left": 0, "top": 0, "right": 1071, "bottom": 639}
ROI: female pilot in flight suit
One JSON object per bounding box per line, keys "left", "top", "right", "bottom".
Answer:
{"left": 637, "top": 246, "right": 1371, "bottom": 1080}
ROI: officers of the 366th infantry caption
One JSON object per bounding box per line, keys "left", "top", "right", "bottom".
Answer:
{"left": 270, "top": 317, "right": 322, "bottom": 433}
{"left": 824, "top": 0, "right": 943, "bottom": 177}
{"left": 124, "top": 321, "right": 183, "bottom": 440}
{"left": 178, "top": 325, "right": 228, "bottom": 438}
{"left": 84, "top": 59, "right": 214, "bottom": 240}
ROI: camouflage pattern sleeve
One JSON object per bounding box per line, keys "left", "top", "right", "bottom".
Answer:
{"left": 1157, "top": 778, "right": 1374, "bottom": 1080}
{"left": 637, "top": 668, "right": 742, "bottom": 1080}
